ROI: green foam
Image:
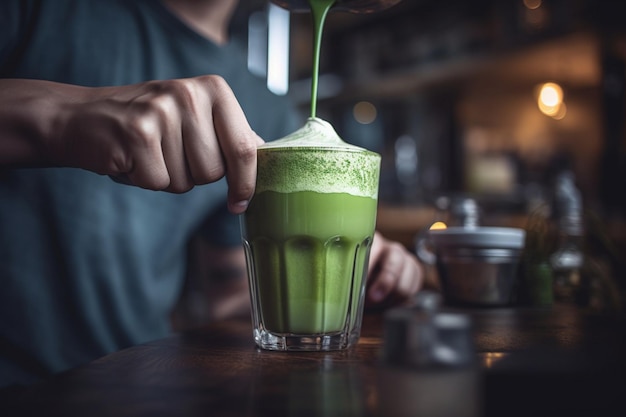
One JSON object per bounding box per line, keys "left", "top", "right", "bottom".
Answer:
{"left": 257, "top": 118, "right": 381, "bottom": 198}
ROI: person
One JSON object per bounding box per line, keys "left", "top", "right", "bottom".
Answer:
{"left": 0, "top": 0, "right": 425, "bottom": 388}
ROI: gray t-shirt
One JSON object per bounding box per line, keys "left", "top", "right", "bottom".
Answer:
{"left": 0, "top": 0, "right": 300, "bottom": 387}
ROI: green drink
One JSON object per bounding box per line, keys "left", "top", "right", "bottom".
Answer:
{"left": 245, "top": 0, "right": 380, "bottom": 350}
{"left": 243, "top": 118, "right": 381, "bottom": 350}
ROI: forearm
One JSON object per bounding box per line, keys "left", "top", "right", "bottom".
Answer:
{"left": 0, "top": 75, "right": 261, "bottom": 206}
{"left": 0, "top": 78, "right": 84, "bottom": 167}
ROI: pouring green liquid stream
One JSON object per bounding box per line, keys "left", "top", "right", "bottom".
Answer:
{"left": 309, "top": 0, "right": 335, "bottom": 118}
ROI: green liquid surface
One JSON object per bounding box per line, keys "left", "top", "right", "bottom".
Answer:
{"left": 244, "top": 190, "right": 377, "bottom": 334}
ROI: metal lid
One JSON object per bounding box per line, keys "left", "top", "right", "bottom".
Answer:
{"left": 427, "top": 227, "right": 526, "bottom": 249}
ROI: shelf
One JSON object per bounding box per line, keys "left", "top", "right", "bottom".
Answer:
{"left": 327, "top": 30, "right": 601, "bottom": 102}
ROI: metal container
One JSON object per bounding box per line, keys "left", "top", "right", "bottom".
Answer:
{"left": 427, "top": 227, "right": 526, "bottom": 307}
{"left": 383, "top": 291, "right": 476, "bottom": 368}
{"left": 270, "top": 0, "right": 403, "bottom": 13}
{"left": 378, "top": 292, "right": 481, "bottom": 417}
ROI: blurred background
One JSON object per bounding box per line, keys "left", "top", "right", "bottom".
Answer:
{"left": 221, "top": 0, "right": 626, "bottom": 310}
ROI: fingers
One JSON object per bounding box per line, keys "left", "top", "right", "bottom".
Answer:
{"left": 113, "top": 104, "right": 172, "bottom": 190}
{"left": 145, "top": 76, "right": 262, "bottom": 209}
{"left": 90, "top": 76, "right": 262, "bottom": 202}
{"left": 154, "top": 92, "right": 196, "bottom": 193}
{"left": 366, "top": 232, "right": 424, "bottom": 306}
{"left": 97, "top": 80, "right": 191, "bottom": 192}
{"left": 208, "top": 76, "right": 264, "bottom": 213}
{"left": 183, "top": 100, "right": 226, "bottom": 186}
{"left": 164, "top": 77, "right": 226, "bottom": 191}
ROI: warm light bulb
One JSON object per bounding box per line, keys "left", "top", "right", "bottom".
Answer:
{"left": 539, "top": 83, "right": 562, "bottom": 107}
{"left": 537, "top": 82, "right": 565, "bottom": 119}
{"left": 430, "top": 221, "right": 447, "bottom": 230}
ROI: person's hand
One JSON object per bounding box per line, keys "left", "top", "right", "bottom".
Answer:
{"left": 365, "top": 231, "right": 426, "bottom": 307}
{"left": 52, "top": 75, "right": 263, "bottom": 213}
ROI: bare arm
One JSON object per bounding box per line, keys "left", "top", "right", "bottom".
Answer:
{"left": 0, "top": 76, "right": 263, "bottom": 213}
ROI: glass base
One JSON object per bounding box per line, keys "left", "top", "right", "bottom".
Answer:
{"left": 253, "top": 328, "right": 360, "bottom": 351}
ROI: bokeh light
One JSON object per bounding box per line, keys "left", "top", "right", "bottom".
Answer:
{"left": 353, "top": 101, "right": 377, "bottom": 124}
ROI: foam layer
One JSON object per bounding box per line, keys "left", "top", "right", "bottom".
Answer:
{"left": 261, "top": 117, "right": 358, "bottom": 149}
{"left": 256, "top": 117, "right": 380, "bottom": 198}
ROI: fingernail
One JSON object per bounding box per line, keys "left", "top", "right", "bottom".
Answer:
{"left": 231, "top": 200, "right": 249, "bottom": 213}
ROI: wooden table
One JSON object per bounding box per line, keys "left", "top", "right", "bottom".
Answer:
{"left": 1, "top": 305, "right": 625, "bottom": 417}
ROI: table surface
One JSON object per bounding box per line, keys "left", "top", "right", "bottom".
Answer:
{"left": 2, "top": 304, "right": 626, "bottom": 417}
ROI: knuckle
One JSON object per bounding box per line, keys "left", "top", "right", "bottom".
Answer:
{"left": 202, "top": 75, "right": 233, "bottom": 102}
{"left": 126, "top": 112, "right": 160, "bottom": 148}
{"left": 145, "top": 78, "right": 195, "bottom": 110}
{"left": 202, "top": 74, "right": 228, "bottom": 91}
{"left": 149, "top": 92, "right": 178, "bottom": 115}
{"left": 233, "top": 135, "right": 258, "bottom": 163}
{"left": 164, "top": 78, "right": 197, "bottom": 105}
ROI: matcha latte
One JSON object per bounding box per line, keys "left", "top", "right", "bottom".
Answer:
{"left": 243, "top": 117, "right": 381, "bottom": 351}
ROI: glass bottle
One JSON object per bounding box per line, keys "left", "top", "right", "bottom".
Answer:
{"left": 550, "top": 172, "right": 585, "bottom": 304}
